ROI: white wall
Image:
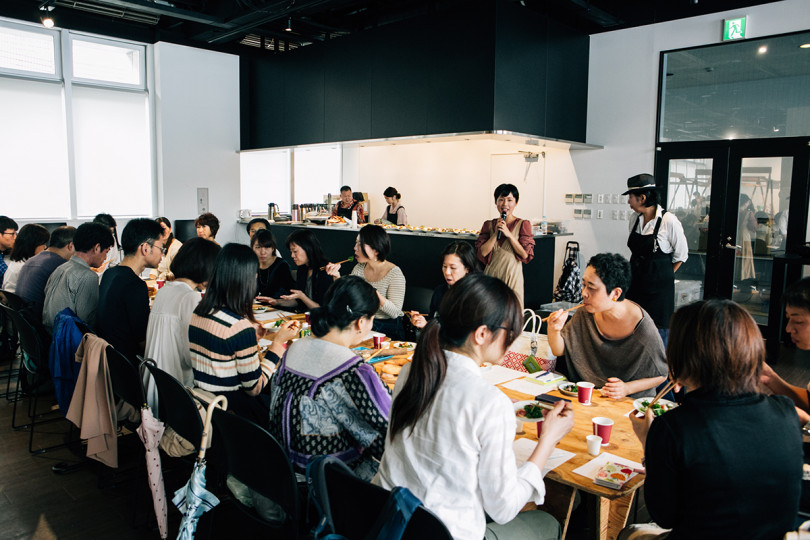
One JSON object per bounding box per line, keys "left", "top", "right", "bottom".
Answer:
{"left": 153, "top": 42, "right": 241, "bottom": 244}
{"left": 571, "top": 0, "right": 810, "bottom": 264}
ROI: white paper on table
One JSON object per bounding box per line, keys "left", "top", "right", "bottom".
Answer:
{"left": 571, "top": 452, "right": 643, "bottom": 481}
{"left": 501, "top": 377, "right": 555, "bottom": 396}
{"left": 513, "top": 438, "right": 575, "bottom": 477}
{"left": 480, "top": 365, "right": 527, "bottom": 386}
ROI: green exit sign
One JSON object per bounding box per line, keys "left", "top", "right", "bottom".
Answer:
{"left": 723, "top": 17, "right": 747, "bottom": 41}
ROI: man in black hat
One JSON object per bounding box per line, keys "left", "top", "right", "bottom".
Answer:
{"left": 623, "top": 173, "right": 688, "bottom": 344}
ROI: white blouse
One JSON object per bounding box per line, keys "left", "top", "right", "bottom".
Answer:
{"left": 629, "top": 204, "right": 689, "bottom": 264}
{"left": 374, "top": 350, "right": 545, "bottom": 540}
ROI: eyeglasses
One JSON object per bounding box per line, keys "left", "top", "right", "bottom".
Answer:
{"left": 147, "top": 242, "right": 167, "bottom": 255}
{"left": 1, "top": 231, "right": 17, "bottom": 237}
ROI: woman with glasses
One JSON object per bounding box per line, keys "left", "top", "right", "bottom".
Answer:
{"left": 375, "top": 274, "right": 572, "bottom": 539}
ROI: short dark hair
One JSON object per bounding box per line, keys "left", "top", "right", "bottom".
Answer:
{"left": 286, "top": 229, "right": 328, "bottom": 270}
{"left": 358, "top": 224, "right": 391, "bottom": 262}
{"left": 170, "top": 237, "right": 221, "bottom": 284}
{"left": 250, "top": 229, "right": 277, "bottom": 251}
{"left": 587, "top": 253, "right": 631, "bottom": 300}
{"left": 93, "top": 213, "right": 119, "bottom": 247}
{"left": 493, "top": 183, "right": 519, "bottom": 203}
{"left": 246, "top": 217, "right": 270, "bottom": 236}
{"left": 73, "top": 222, "right": 114, "bottom": 253}
{"left": 195, "top": 212, "right": 220, "bottom": 237}
{"left": 310, "top": 276, "right": 379, "bottom": 337}
{"left": 0, "top": 216, "right": 19, "bottom": 234}
{"left": 634, "top": 189, "right": 660, "bottom": 208}
{"left": 49, "top": 226, "right": 75, "bottom": 249}
{"left": 10, "top": 224, "right": 50, "bottom": 262}
{"left": 383, "top": 187, "right": 401, "bottom": 200}
{"left": 784, "top": 278, "right": 810, "bottom": 312}
{"left": 194, "top": 243, "right": 258, "bottom": 322}
{"left": 120, "top": 218, "right": 163, "bottom": 256}
{"left": 441, "top": 241, "right": 480, "bottom": 274}
{"left": 340, "top": 185, "right": 352, "bottom": 193}
{"left": 668, "top": 299, "right": 763, "bottom": 395}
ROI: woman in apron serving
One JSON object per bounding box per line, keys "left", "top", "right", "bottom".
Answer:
{"left": 374, "top": 186, "right": 408, "bottom": 226}
{"left": 623, "top": 174, "right": 688, "bottom": 344}
{"left": 475, "top": 183, "right": 535, "bottom": 309}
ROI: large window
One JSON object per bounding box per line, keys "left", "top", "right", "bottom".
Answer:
{"left": 659, "top": 31, "right": 810, "bottom": 142}
{"left": 0, "top": 20, "right": 153, "bottom": 220}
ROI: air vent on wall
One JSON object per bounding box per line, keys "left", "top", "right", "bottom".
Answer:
{"left": 53, "top": 0, "right": 161, "bottom": 25}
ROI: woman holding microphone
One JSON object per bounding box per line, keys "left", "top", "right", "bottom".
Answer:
{"left": 475, "top": 183, "right": 535, "bottom": 309}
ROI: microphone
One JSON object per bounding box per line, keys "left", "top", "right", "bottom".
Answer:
{"left": 497, "top": 211, "right": 506, "bottom": 240}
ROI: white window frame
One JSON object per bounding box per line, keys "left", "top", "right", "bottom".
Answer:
{"left": 0, "top": 18, "right": 61, "bottom": 81}
{"left": 67, "top": 32, "right": 146, "bottom": 91}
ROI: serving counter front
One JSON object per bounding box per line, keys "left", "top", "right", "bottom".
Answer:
{"left": 267, "top": 223, "right": 571, "bottom": 310}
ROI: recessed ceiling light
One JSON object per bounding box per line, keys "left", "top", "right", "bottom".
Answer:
{"left": 800, "top": 43, "right": 810, "bottom": 49}
{"left": 758, "top": 46, "right": 768, "bottom": 54}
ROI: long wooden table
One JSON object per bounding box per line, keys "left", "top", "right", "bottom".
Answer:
{"left": 500, "top": 384, "right": 645, "bottom": 540}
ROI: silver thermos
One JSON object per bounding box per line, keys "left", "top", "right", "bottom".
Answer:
{"left": 267, "top": 203, "right": 276, "bottom": 221}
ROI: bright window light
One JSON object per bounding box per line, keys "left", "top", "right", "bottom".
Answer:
{"left": 72, "top": 38, "right": 142, "bottom": 86}
{"left": 240, "top": 149, "right": 292, "bottom": 214}
{"left": 0, "top": 25, "right": 56, "bottom": 75}
{"left": 293, "top": 146, "right": 342, "bottom": 205}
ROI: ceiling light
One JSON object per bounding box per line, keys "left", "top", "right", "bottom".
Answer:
{"left": 39, "top": 3, "right": 55, "bottom": 28}
{"left": 285, "top": 18, "right": 292, "bottom": 32}
{"left": 758, "top": 45, "right": 768, "bottom": 54}
{"left": 800, "top": 43, "right": 810, "bottom": 49}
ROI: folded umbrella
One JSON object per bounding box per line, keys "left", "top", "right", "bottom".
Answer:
{"left": 137, "top": 405, "right": 167, "bottom": 539}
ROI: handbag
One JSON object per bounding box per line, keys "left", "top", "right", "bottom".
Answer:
{"left": 501, "top": 310, "right": 555, "bottom": 373}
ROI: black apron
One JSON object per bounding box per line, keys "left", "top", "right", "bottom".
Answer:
{"left": 626, "top": 212, "right": 675, "bottom": 330}
{"left": 336, "top": 201, "right": 358, "bottom": 219}
{"left": 386, "top": 205, "right": 403, "bottom": 224}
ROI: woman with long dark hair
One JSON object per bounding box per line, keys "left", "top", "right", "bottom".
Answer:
{"left": 271, "top": 229, "right": 335, "bottom": 311}
{"left": 621, "top": 299, "right": 802, "bottom": 540}
{"left": 410, "top": 241, "right": 480, "bottom": 329}
{"left": 268, "top": 276, "right": 391, "bottom": 480}
{"left": 93, "top": 213, "right": 123, "bottom": 273}
{"left": 251, "top": 229, "right": 294, "bottom": 300}
{"left": 2, "top": 223, "right": 49, "bottom": 293}
{"left": 189, "top": 243, "right": 299, "bottom": 427}
{"left": 375, "top": 274, "right": 573, "bottom": 540}
{"left": 154, "top": 217, "right": 182, "bottom": 280}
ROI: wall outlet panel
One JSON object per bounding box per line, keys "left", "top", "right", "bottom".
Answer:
{"left": 596, "top": 209, "right": 603, "bottom": 219}
{"left": 597, "top": 194, "right": 605, "bottom": 204}
{"left": 197, "top": 187, "right": 209, "bottom": 214}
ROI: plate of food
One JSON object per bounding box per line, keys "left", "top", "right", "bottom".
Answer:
{"left": 391, "top": 341, "right": 415, "bottom": 349}
{"left": 558, "top": 382, "right": 578, "bottom": 397}
{"left": 633, "top": 398, "right": 678, "bottom": 417}
{"left": 513, "top": 400, "right": 549, "bottom": 422}
{"left": 326, "top": 216, "right": 349, "bottom": 226}
{"left": 252, "top": 305, "right": 268, "bottom": 313}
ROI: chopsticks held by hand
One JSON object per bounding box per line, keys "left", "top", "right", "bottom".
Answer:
{"left": 648, "top": 380, "right": 676, "bottom": 409}
{"left": 320, "top": 256, "right": 355, "bottom": 271}
{"left": 540, "top": 303, "right": 584, "bottom": 323}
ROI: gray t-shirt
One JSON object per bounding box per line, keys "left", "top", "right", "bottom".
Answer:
{"left": 560, "top": 305, "right": 667, "bottom": 398}
{"left": 42, "top": 255, "right": 99, "bottom": 330}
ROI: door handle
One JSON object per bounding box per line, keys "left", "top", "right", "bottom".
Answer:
{"left": 721, "top": 236, "right": 741, "bottom": 250}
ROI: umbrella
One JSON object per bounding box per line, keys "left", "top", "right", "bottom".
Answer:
{"left": 137, "top": 405, "right": 168, "bottom": 539}
{"left": 173, "top": 395, "right": 228, "bottom": 540}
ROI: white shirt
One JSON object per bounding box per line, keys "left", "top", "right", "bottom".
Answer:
{"left": 374, "top": 351, "right": 545, "bottom": 540}
{"left": 143, "top": 281, "right": 201, "bottom": 410}
{"left": 1, "top": 259, "right": 25, "bottom": 293}
{"left": 629, "top": 205, "right": 689, "bottom": 264}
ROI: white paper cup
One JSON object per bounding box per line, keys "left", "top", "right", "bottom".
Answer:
{"left": 516, "top": 419, "right": 524, "bottom": 434}
{"left": 586, "top": 434, "right": 602, "bottom": 456}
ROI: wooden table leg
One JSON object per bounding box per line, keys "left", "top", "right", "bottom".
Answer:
{"left": 586, "top": 491, "right": 636, "bottom": 540}
{"left": 537, "top": 485, "right": 577, "bottom": 540}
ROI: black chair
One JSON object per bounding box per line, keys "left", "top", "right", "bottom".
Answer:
{"left": 320, "top": 459, "right": 453, "bottom": 540}
{"left": 0, "top": 290, "right": 28, "bottom": 401}
{"left": 141, "top": 359, "right": 203, "bottom": 450}
{"left": 210, "top": 408, "right": 300, "bottom": 538}
{"left": 106, "top": 346, "right": 143, "bottom": 411}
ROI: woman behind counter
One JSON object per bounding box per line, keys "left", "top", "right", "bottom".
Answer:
{"left": 329, "top": 224, "right": 405, "bottom": 338}
{"left": 547, "top": 253, "right": 667, "bottom": 399}
{"left": 622, "top": 299, "right": 802, "bottom": 540}
{"left": 475, "top": 183, "right": 535, "bottom": 309}
{"left": 374, "top": 186, "right": 408, "bottom": 226}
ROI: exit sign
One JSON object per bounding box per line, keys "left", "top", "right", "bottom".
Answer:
{"left": 723, "top": 17, "right": 747, "bottom": 41}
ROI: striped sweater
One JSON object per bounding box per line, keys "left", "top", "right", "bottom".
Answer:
{"left": 189, "top": 309, "right": 261, "bottom": 393}
{"left": 350, "top": 263, "right": 405, "bottom": 319}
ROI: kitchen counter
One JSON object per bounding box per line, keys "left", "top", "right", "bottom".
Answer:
{"left": 266, "top": 222, "right": 571, "bottom": 310}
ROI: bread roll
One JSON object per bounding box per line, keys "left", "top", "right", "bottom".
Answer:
{"left": 381, "top": 363, "right": 401, "bottom": 375}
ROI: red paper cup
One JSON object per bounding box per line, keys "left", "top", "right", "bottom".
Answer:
{"left": 577, "top": 381, "right": 595, "bottom": 405}
{"left": 305, "top": 313, "right": 311, "bottom": 324}
{"left": 373, "top": 336, "right": 384, "bottom": 349}
{"left": 156, "top": 279, "right": 165, "bottom": 289}
{"left": 534, "top": 417, "right": 544, "bottom": 438}
{"left": 592, "top": 417, "right": 614, "bottom": 446}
